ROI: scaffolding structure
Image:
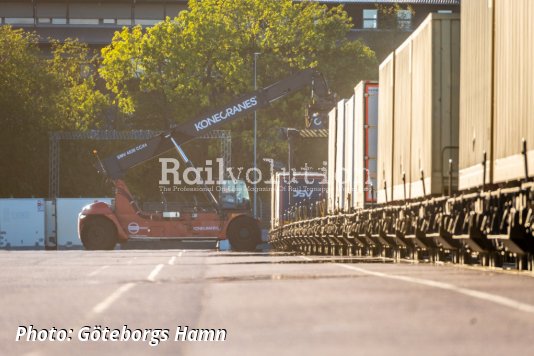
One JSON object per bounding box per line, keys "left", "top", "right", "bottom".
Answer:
{"left": 48, "top": 129, "right": 231, "bottom": 198}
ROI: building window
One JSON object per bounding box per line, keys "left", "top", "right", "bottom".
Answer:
{"left": 438, "top": 10, "right": 453, "bottom": 14}
{"left": 69, "top": 19, "right": 99, "bottom": 25}
{"left": 52, "top": 18, "right": 67, "bottom": 25}
{"left": 117, "top": 19, "right": 132, "bottom": 26}
{"left": 134, "top": 19, "right": 160, "bottom": 26}
{"left": 38, "top": 18, "right": 51, "bottom": 24}
{"left": 362, "top": 9, "right": 378, "bottom": 29}
{"left": 102, "top": 19, "right": 117, "bottom": 25}
{"left": 397, "top": 10, "right": 412, "bottom": 31}
{"left": 5, "top": 18, "right": 34, "bottom": 25}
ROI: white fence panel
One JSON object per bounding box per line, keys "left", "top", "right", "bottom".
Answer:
{"left": 0, "top": 199, "right": 45, "bottom": 248}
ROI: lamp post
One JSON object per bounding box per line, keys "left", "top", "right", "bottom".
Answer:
{"left": 253, "top": 52, "right": 260, "bottom": 218}
{"left": 279, "top": 128, "right": 300, "bottom": 206}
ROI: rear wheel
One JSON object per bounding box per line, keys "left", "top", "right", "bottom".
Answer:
{"left": 227, "top": 216, "right": 261, "bottom": 252}
{"left": 81, "top": 216, "right": 117, "bottom": 250}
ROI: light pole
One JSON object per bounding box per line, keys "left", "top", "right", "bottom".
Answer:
{"left": 279, "top": 128, "right": 300, "bottom": 206}
{"left": 253, "top": 52, "right": 260, "bottom": 218}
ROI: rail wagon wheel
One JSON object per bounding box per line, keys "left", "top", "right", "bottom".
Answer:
{"left": 81, "top": 216, "right": 117, "bottom": 250}
{"left": 227, "top": 216, "right": 261, "bottom": 252}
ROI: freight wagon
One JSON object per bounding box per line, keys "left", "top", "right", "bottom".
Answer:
{"left": 270, "top": 9, "right": 534, "bottom": 271}
{"left": 352, "top": 81, "right": 378, "bottom": 209}
{"left": 328, "top": 81, "right": 379, "bottom": 212}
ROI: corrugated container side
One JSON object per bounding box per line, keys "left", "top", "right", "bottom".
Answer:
{"left": 492, "top": 0, "right": 534, "bottom": 183}
{"left": 409, "top": 19, "right": 432, "bottom": 197}
{"left": 365, "top": 83, "right": 380, "bottom": 203}
{"left": 410, "top": 14, "right": 460, "bottom": 198}
{"left": 458, "top": 0, "right": 494, "bottom": 189}
{"left": 377, "top": 53, "right": 395, "bottom": 203}
{"left": 335, "top": 100, "right": 346, "bottom": 210}
{"left": 344, "top": 96, "right": 355, "bottom": 211}
{"left": 392, "top": 40, "right": 412, "bottom": 201}
{"left": 353, "top": 82, "right": 365, "bottom": 209}
{"left": 354, "top": 81, "right": 379, "bottom": 209}
{"left": 327, "top": 107, "right": 337, "bottom": 212}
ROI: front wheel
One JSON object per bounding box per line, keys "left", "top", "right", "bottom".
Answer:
{"left": 227, "top": 216, "right": 261, "bottom": 252}
{"left": 81, "top": 216, "right": 117, "bottom": 250}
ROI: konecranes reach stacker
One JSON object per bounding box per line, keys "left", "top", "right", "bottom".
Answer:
{"left": 78, "top": 68, "right": 334, "bottom": 251}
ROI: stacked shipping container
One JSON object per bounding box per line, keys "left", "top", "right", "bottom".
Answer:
{"left": 335, "top": 100, "right": 345, "bottom": 210}
{"left": 343, "top": 96, "right": 355, "bottom": 211}
{"left": 328, "top": 81, "right": 379, "bottom": 212}
{"left": 352, "top": 81, "right": 379, "bottom": 209}
{"left": 410, "top": 14, "right": 460, "bottom": 198}
{"left": 492, "top": 0, "right": 534, "bottom": 183}
{"left": 377, "top": 54, "right": 395, "bottom": 203}
{"left": 377, "top": 13, "right": 460, "bottom": 203}
{"left": 327, "top": 107, "right": 337, "bottom": 212}
{"left": 392, "top": 39, "right": 413, "bottom": 201}
{"left": 458, "top": 0, "right": 493, "bottom": 189}
{"left": 460, "top": 0, "right": 534, "bottom": 188}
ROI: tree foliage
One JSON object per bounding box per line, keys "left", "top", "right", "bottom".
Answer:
{"left": 100, "top": 0, "right": 377, "bottom": 171}
{"left": 0, "top": 26, "right": 109, "bottom": 197}
{"left": 48, "top": 39, "right": 109, "bottom": 130}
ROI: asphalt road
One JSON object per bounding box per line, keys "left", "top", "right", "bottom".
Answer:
{"left": 2, "top": 250, "right": 534, "bottom": 356}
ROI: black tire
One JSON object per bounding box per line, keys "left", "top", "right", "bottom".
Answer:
{"left": 81, "top": 216, "right": 117, "bottom": 250}
{"left": 227, "top": 216, "right": 261, "bottom": 252}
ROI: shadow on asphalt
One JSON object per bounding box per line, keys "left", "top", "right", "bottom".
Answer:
{"left": 218, "top": 257, "right": 395, "bottom": 265}
{"left": 205, "top": 273, "right": 368, "bottom": 282}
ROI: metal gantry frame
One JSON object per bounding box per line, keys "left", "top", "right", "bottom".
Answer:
{"left": 48, "top": 129, "right": 231, "bottom": 198}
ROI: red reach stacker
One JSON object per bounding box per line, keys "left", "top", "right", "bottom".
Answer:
{"left": 78, "top": 69, "right": 334, "bottom": 251}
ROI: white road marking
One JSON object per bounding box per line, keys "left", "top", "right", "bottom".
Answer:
{"left": 91, "top": 283, "right": 136, "bottom": 315}
{"left": 87, "top": 265, "right": 109, "bottom": 277}
{"left": 178, "top": 251, "right": 184, "bottom": 257}
{"left": 337, "top": 264, "right": 534, "bottom": 314}
{"left": 147, "top": 264, "right": 164, "bottom": 282}
{"left": 299, "top": 256, "right": 313, "bottom": 261}
{"left": 168, "top": 256, "right": 176, "bottom": 265}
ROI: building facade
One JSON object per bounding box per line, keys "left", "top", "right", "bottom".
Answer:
{"left": 0, "top": 0, "right": 459, "bottom": 59}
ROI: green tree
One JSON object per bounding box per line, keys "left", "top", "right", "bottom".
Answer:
{"left": 47, "top": 39, "right": 109, "bottom": 130}
{"left": 46, "top": 39, "right": 113, "bottom": 198}
{"left": 0, "top": 26, "right": 109, "bottom": 197}
{"left": 0, "top": 27, "right": 51, "bottom": 133}
{"left": 0, "top": 27, "right": 53, "bottom": 196}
